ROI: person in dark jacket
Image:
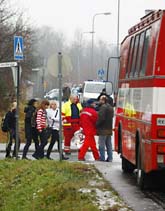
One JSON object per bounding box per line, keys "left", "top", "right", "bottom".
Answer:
{"left": 5, "top": 102, "right": 21, "bottom": 158}
{"left": 62, "top": 85, "right": 71, "bottom": 102}
{"left": 96, "top": 95, "right": 114, "bottom": 162}
{"left": 22, "top": 99, "right": 39, "bottom": 159}
{"left": 78, "top": 99, "right": 100, "bottom": 161}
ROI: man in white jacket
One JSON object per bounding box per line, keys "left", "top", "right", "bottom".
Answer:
{"left": 46, "top": 101, "right": 68, "bottom": 160}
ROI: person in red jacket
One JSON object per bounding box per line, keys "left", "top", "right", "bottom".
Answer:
{"left": 78, "top": 99, "right": 100, "bottom": 161}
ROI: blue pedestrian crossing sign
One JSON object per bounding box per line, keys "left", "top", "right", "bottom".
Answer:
{"left": 14, "top": 36, "right": 23, "bottom": 60}
{"left": 98, "top": 69, "right": 105, "bottom": 78}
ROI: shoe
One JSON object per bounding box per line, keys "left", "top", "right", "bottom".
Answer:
{"left": 12, "top": 155, "right": 21, "bottom": 159}
{"left": 65, "top": 152, "right": 71, "bottom": 155}
{"left": 106, "top": 158, "right": 112, "bottom": 162}
{"left": 99, "top": 159, "right": 105, "bottom": 161}
{"left": 78, "top": 159, "right": 85, "bottom": 161}
{"left": 95, "top": 159, "right": 101, "bottom": 161}
{"left": 5, "top": 155, "right": 12, "bottom": 158}
{"left": 32, "top": 154, "right": 39, "bottom": 160}
{"left": 62, "top": 155, "right": 69, "bottom": 160}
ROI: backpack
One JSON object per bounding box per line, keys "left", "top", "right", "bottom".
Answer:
{"left": 1, "top": 111, "right": 11, "bottom": 132}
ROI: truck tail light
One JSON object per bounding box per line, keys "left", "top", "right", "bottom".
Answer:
{"left": 157, "top": 129, "right": 165, "bottom": 138}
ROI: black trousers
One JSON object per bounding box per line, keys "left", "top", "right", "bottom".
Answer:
{"left": 22, "top": 123, "right": 39, "bottom": 158}
{"left": 33, "top": 129, "right": 48, "bottom": 158}
{"left": 6, "top": 129, "right": 20, "bottom": 157}
{"left": 46, "top": 129, "right": 60, "bottom": 158}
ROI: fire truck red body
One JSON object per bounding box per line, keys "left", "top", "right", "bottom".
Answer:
{"left": 114, "top": 10, "right": 165, "bottom": 189}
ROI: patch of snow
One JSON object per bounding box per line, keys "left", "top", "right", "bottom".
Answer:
{"left": 89, "top": 180, "right": 105, "bottom": 187}
{"left": 94, "top": 188, "right": 122, "bottom": 210}
{"left": 78, "top": 188, "right": 92, "bottom": 193}
{"left": 78, "top": 186, "right": 132, "bottom": 211}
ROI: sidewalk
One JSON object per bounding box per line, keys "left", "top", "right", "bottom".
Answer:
{"left": 0, "top": 136, "right": 109, "bottom": 162}
{"left": 0, "top": 142, "right": 79, "bottom": 153}
{"left": 0, "top": 135, "right": 103, "bottom": 153}
{"left": 0, "top": 141, "right": 102, "bottom": 163}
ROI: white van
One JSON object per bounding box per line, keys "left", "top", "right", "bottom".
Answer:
{"left": 80, "top": 80, "right": 113, "bottom": 104}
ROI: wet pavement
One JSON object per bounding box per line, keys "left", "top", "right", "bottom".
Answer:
{"left": 94, "top": 153, "right": 164, "bottom": 211}
{"left": 0, "top": 142, "right": 164, "bottom": 211}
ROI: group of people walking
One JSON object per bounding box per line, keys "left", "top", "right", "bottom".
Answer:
{"left": 2, "top": 88, "right": 114, "bottom": 162}
{"left": 24, "top": 99, "right": 68, "bottom": 160}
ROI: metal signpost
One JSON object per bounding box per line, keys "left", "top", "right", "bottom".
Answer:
{"left": 14, "top": 36, "right": 23, "bottom": 159}
{"left": 58, "top": 52, "right": 63, "bottom": 161}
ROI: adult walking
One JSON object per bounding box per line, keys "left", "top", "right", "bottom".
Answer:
{"left": 78, "top": 99, "right": 100, "bottom": 161}
{"left": 96, "top": 95, "right": 114, "bottom": 162}
{"left": 22, "top": 99, "right": 39, "bottom": 159}
{"left": 46, "top": 101, "right": 69, "bottom": 160}
{"left": 62, "top": 95, "right": 82, "bottom": 155}
{"left": 5, "top": 102, "right": 21, "bottom": 158}
{"left": 32, "top": 100, "right": 50, "bottom": 159}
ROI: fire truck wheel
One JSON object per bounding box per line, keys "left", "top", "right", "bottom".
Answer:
{"left": 137, "top": 146, "right": 146, "bottom": 190}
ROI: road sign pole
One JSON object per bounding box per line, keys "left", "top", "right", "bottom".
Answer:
{"left": 15, "top": 62, "right": 20, "bottom": 159}
{"left": 13, "top": 35, "right": 23, "bottom": 160}
{"left": 58, "top": 52, "right": 63, "bottom": 161}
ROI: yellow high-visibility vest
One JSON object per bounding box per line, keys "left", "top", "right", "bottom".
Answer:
{"left": 62, "top": 100, "right": 82, "bottom": 126}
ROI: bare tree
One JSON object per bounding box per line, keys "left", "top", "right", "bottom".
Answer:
{"left": 0, "top": 0, "right": 37, "bottom": 103}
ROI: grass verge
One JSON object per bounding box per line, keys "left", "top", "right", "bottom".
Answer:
{"left": 0, "top": 159, "right": 132, "bottom": 211}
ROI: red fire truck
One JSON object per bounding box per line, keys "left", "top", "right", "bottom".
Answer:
{"left": 114, "top": 10, "right": 165, "bottom": 189}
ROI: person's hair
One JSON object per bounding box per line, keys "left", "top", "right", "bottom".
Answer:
{"left": 39, "top": 100, "right": 50, "bottom": 110}
{"left": 50, "top": 100, "right": 57, "bottom": 108}
{"left": 28, "top": 99, "right": 37, "bottom": 106}
{"left": 70, "top": 94, "right": 78, "bottom": 102}
{"left": 100, "top": 95, "right": 108, "bottom": 103}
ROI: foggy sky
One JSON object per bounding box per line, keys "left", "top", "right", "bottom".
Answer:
{"left": 15, "top": 0, "right": 165, "bottom": 44}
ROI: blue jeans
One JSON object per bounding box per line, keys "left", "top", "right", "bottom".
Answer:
{"left": 98, "top": 135, "right": 112, "bottom": 161}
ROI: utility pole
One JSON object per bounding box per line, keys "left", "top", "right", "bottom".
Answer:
{"left": 58, "top": 52, "right": 63, "bottom": 161}
{"left": 15, "top": 62, "right": 20, "bottom": 159}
